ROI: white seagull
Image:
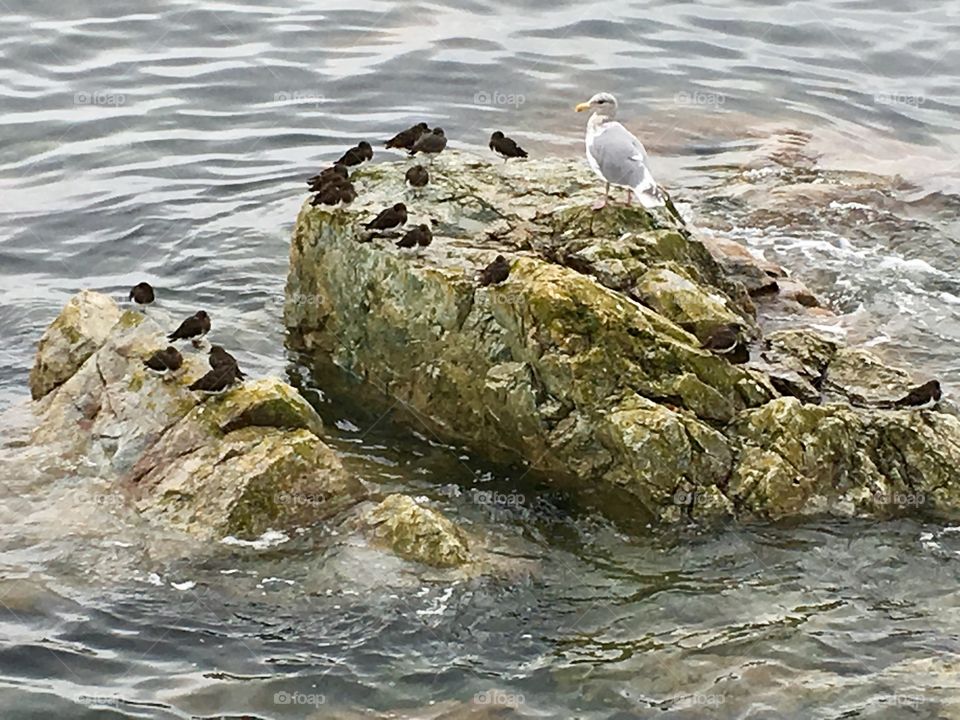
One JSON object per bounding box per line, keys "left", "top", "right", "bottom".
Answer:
{"left": 575, "top": 92, "right": 669, "bottom": 210}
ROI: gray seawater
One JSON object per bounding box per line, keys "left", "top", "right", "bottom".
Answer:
{"left": 2, "top": 0, "right": 960, "bottom": 717}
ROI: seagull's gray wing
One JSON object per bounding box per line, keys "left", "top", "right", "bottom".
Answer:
{"left": 588, "top": 122, "right": 654, "bottom": 190}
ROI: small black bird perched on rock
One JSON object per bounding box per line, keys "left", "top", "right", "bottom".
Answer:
{"left": 397, "top": 224, "right": 432, "bottom": 249}
{"left": 366, "top": 203, "right": 408, "bottom": 231}
{"left": 143, "top": 346, "right": 183, "bottom": 373}
{"left": 405, "top": 165, "right": 429, "bottom": 192}
{"left": 479, "top": 255, "right": 511, "bottom": 286}
{"left": 209, "top": 345, "right": 246, "bottom": 379}
{"left": 700, "top": 324, "right": 749, "bottom": 364}
{"left": 385, "top": 122, "right": 429, "bottom": 151}
{"left": 168, "top": 311, "right": 210, "bottom": 346}
{"left": 189, "top": 344, "right": 245, "bottom": 392}
{"left": 311, "top": 177, "right": 357, "bottom": 207}
{"left": 409, "top": 128, "right": 446, "bottom": 161}
{"left": 306, "top": 163, "right": 348, "bottom": 191}
{"left": 877, "top": 379, "right": 942, "bottom": 410}
{"left": 189, "top": 361, "right": 243, "bottom": 393}
{"left": 129, "top": 282, "right": 155, "bottom": 307}
{"left": 336, "top": 141, "right": 373, "bottom": 167}
{"left": 489, "top": 131, "right": 527, "bottom": 161}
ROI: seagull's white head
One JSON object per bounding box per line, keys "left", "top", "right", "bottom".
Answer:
{"left": 575, "top": 92, "right": 618, "bottom": 119}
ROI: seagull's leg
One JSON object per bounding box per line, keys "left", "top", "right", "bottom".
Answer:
{"left": 625, "top": 188, "right": 632, "bottom": 206}
{"left": 592, "top": 183, "right": 610, "bottom": 211}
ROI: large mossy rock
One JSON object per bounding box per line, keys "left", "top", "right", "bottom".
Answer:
{"left": 286, "top": 152, "right": 772, "bottom": 522}
{"left": 286, "top": 151, "right": 960, "bottom": 523}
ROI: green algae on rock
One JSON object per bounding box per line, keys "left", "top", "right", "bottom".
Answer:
{"left": 285, "top": 151, "right": 772, "bottom": 522}
{"left": 127, "top": 376, "right": 362, "bottom": 539}
{"left": 635, "top": 263, "right": 748, "bottom": 342}
{"left": 134, "top": 426, "right": 361, "bottom": 540}
{"left": 728, "top": 398, "right": 960, "bottom": 520}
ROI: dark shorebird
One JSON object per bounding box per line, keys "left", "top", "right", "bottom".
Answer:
{"left": 397, "top": 224, "right": 431, "bottom": 249}
{"left": 365, "top": 203, "right": 407, "bottom": 231}
{"left": 189, "top": 344, "right": 245, "bottom": 392}
{"left": 405, "top": 165, "right": 429, "bottom": 192}
{"left": 209, "top": 345, "right": 246, "bottom": 379}
{"left": 306, "top": 163, "right": 348, "bottom": 191}
{"left": 489, "top": 131, "right": 527, "bottom": 161}
{"left": 143, "top": 346, "right": 183, "bottom": 374}
{"left": 884, "top": 379, "right": 942, "bottom": 410}
{"left": 311, "top": 177, "right": 357, "bottom": 207}
{"left": 700, "top": 325, "right": 749, "bottom": 364}
{"left": 338, "top": 183, "right": 358, "bottom": 205}
{"left": 129, "top": 282, "right": 155, "bottom": 307}
{"left": 168, "top": 311, "right": 210, "bottom": 347}
{"left": 336, "top": 141, "right": 373, "bottom": 167}
{"left": 479, "top": 255, "right": 510, "bottom": 286}
{"left": 385, "top": 122, "right": 429, "bottom": 151}
{"left": 409, "top": 128, "right": 446, "bottom": 162}
{"left": 189, "top": 361, "right": 243, "bottom": 393}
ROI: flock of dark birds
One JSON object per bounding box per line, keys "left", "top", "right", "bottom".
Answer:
{"left": 122, "top": 124, "right": 528, "bottom": 397}
{"left": 304, "top": 123, "right": 525, "bottom": 272}
{"left": 122, "top": 122, "right": 941, "bottom": 410}
{"left": 128, "top": 283, "right": 244, "bottom": 393}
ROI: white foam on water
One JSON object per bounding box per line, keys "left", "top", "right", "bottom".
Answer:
{"left": 417, "top": 584, "right": 456, "bottom": 617}
{"left": 876, "top": 255, "right": 948, "bottom": 277}
{"left": 220, "top": 529, "right": 290, "bottom": 549}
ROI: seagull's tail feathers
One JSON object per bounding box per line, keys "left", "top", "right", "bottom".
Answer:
{"left": 632, "top": 182, "right": 686, "bottom": 227}
{"left": 630, "top": 167, "right": 667, "bottom": 209}
{"left": 632, "top": 184, "right": 666, "bottom": 209}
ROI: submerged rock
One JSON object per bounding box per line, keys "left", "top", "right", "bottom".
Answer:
{"left": 363, "top": 494, "right": 471, "bottom": 568}
{"left": 286, "top": 150, "right": 960, "bottom": 523}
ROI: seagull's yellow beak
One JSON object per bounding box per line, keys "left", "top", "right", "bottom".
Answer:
{"left": 575, "top": 102, "right": 591, "bottom": 112}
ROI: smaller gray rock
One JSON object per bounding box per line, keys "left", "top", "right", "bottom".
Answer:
{"left": 29, "top": 290, "right": 122, "bottom": 400}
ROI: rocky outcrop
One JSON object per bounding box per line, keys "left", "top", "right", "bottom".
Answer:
{"left": 286, "top": 151, "right": 960, "bottom": 524}
{"left": 729, "top": 398, "right": 960, "bottom": 520}
{"left": 20, "top": 291, "right": 484, "bottom": 568}
{"left": 24, "top": 292, "right": 362, "bottom": 541}
{"left": 286, "top": 154, "right": 774, "bottom": 522}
